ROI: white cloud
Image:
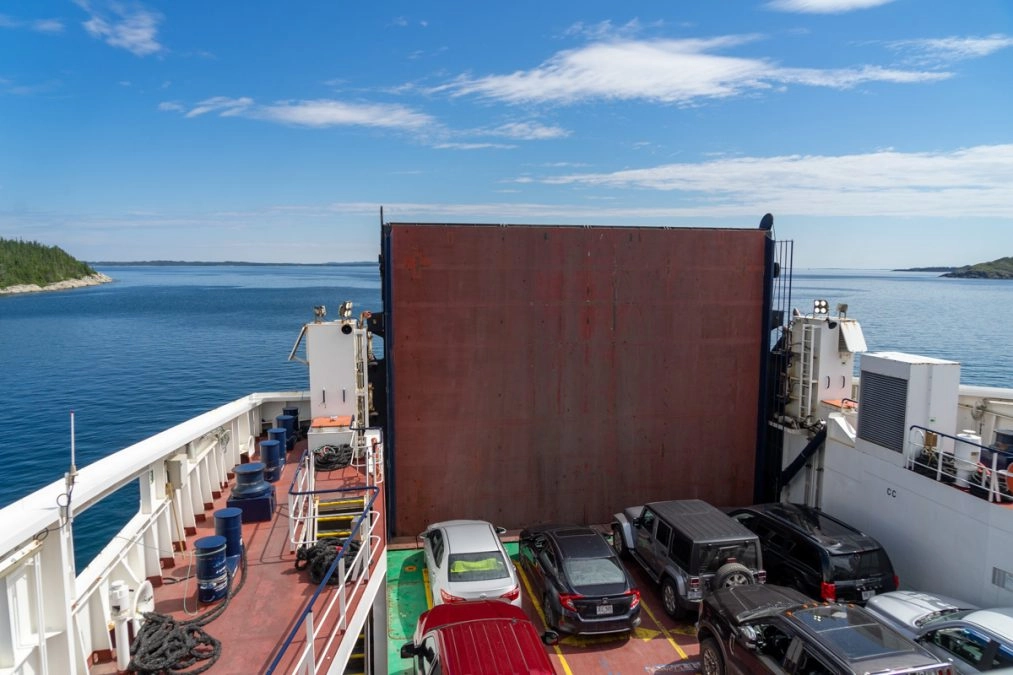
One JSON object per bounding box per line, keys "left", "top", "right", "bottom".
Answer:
{"left": 184, "top": 97, "right": 253, "bottom": 118}
{"left": 437, "top": 37, "right": 947, "bottom": 105}
{"left": 887, "top": 35, "right": 1013, "bottom": 65}
{"left": 486, "top": 121, "right": 570, "bottom": 140}
{"left": 255, "top": 100, "right": 433, "bottom": 129}
{"left": 0, "top": 14, "right": 64, "bottom": 33}
{"left": 535, "top": 144, "right": 1013, "bottom": 218}
{"left": 157, "top": 101, "right": 184, "bottom": 112}
{"left": 171, "top": 96, "right": 435, "bottom": 131}
{"left": 766, "top": 0, "right": 896, "bottom": 13}
{"left": 78, "top": 1, "right": 163, "bottom": 56}
{"left": 433, "top": 142, "right": 516, "bottom": 150}
{"left": 562, "top": 19, "right": 650, "bottom": 41}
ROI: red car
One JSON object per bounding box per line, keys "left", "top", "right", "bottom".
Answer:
{"left": 401, "top": 599, "right": 559, "bottom": 674}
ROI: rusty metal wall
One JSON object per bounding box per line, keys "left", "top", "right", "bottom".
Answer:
{"left": 383, "top": 223, "right": 769, "bottom": 537}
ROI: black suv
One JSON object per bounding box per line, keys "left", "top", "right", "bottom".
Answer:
{"left": 696, "top": 584, "right": 952, "bottom": 675}
{"left": 612, "top": 499, "right": 765, "bottom": 618}
{"left": 727, "top": 503, "right": 897, "bottom": 605}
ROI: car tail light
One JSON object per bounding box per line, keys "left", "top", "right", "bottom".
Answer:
{"left": 559, "top": 594, "right": 582, "bottom": 611}
{"left": 440, "top": 588, "right": 466, "bottom": 603}
{"left": 820, "top": 581, "right": 836, "bottom": 602}
{"left": 688, "top": 576, "right": 701, "bottom": 591}
{"left": 626, "top": 589, "right": 641, "bottom": 609}
{"left": 893, "top": 574, "right": 900, "bottom": 589}
{"left": 756, "top": 570, "right": 766, "bottom": 584}
{"left": 499, "top": 586, "right": 520, "bottom": 601}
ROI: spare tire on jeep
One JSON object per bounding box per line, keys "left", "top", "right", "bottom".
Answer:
{"left": 714, "top": 562, "right": 753, "bottom": 589}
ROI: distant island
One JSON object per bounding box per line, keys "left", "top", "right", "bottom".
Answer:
{"left": 942, "top": 256, "right": 1013, "bottom": 279}
{"left": 0, "top": 238, "right": 112, "bottom": 296}
{"left": 892, "top": 257, "right": 1013, "bottom": 279}
{"left": 892, "top": 266, "right": 957, "bottom": 272}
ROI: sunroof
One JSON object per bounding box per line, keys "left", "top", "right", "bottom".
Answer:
{"left": 793, "top": 607, "right": 913, "bottom": 660}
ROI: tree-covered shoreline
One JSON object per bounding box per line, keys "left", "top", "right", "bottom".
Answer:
{"left": 942, "top": 256, "right": 1013, "bottom": 279}
{"left": 0, "top": 238, "right": 102, "bottom": 290}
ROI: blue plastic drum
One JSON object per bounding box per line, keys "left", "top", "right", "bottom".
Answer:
{"left": 195, "top": 535, "right": 228, "bottom": 603}
{"left": 260, "top": 439, "right": 282, "bottom": 482}
{"left": 267, "top": 427, "right": 287, "bottom": 465}
{"left": 214, "top": 507, "right": 243, "bottom": 560}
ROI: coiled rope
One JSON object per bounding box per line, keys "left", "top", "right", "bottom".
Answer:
{"left": 128, "top": 550, "right": 248, "bottom": 674}
{"left": 294, "top": 539, "right": 362, "bottom": 584}
{"left": 313, "top": 443, "right": 354, "bottom": 471}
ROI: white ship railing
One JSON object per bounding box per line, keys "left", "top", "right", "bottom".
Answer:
{"left": 267, "top": 487, "right": 383, "bottom": 674}
{"left": 0, "top": 392, "right": 306, "bottom": 675}
{"left": 906, "top": 425, "right": 1013, "bottom": 503}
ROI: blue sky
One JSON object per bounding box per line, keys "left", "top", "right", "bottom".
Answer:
{"left": 2, "top": 0, "right": 1012, "bottom": 267}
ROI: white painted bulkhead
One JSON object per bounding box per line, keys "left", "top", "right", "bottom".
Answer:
{"left": 819, "top": 413, "right": 1013, "bottom": 608}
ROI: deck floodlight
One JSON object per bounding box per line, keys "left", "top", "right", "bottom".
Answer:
{"left": 313, "top": 305, "right": 326, "bottom": 322}
{"left": 813, "top": 299, "right": 829, "bottom": 315}
{"left": 837, "top": 303, "right": 848, "bottom": 317}
{"left": 338, "top": 300, "right": 353, "bottom": 319}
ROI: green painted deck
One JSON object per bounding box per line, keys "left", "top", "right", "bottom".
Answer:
{"left": 385, "top": 544, "right": 520, "bottom": 674}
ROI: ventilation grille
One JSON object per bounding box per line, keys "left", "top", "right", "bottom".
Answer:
{"left": 857, "top": 371, "right": 908, "bottom": 453}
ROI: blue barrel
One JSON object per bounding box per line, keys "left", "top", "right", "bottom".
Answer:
{"left": 260, "top": 439, "right": 282, "bottom": 482}
{"left": 283, "top": 406, "right": 300, "bottom": 433}
{"left": 195, "top": 535, "right": 228, "bottom": 603}
{"left": 268, "top": 427, "right": 287, "bottom": 465}
{"left": 276, "top": 414, "right": 296, "bottom": 450}
{"left": 214, "top": 507, "right": 243, "bottom": 560}
{"left": 232, "top": 462, "right": 272, "bottom": 500}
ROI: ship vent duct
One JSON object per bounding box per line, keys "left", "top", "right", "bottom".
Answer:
{"left": 856, "top": 371, "right": 908, "bottom": 453}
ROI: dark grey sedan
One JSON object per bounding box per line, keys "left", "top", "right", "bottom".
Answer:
{"left": 519, "top": 524, "right": 641, "bottom": 635}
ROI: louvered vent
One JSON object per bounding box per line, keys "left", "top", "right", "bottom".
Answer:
{"left": 857, "top": 371, "right": 908, "bottom": 452}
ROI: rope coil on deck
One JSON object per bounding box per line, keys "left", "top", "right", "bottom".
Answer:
{"left": 313, "top": 443, "right": 354, "bottom": 471}
{"left": 128, "top": 550, "right": 248, "bottom": 674}
{"left": 295, "top": 539, "right": 362, "bottom": 584}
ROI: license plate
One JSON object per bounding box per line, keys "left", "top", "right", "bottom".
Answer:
{"left": 862, "top": 589, "right": 876, "bottom": 600}
{"left": 596, "top": 604, "right": 614, "bottom": 615}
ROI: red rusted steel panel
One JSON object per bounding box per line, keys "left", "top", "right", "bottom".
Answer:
{"left": 385, "top": 224, "right": 768, "bottom": 536}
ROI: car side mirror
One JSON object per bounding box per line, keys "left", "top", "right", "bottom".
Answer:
{"left": 542, "top": 630, "right": 560, "bottom": 646}
{"left": 495, "top": 526, "right": 507, "bottom": 535}
{"left": 632, "top": 517, "right": 642, "bottom": 528}
{"left": 738, "top": 625, "right": 760, "bottom": 651}
{"left": 400, "top": 642, "right": 416, "bottom": 658}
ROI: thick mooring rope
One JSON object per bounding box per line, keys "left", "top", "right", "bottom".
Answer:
{"left": 294, "top": 538, "right": 361, "bottom": 584}
{"left": 128, "top": 550, "right": 248, "bottom": 674}
{"left": 313, "top": 443, "right": 354, "bottom": 471}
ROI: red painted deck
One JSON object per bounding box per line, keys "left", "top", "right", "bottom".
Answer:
{"left": 92, "top": 438, "right": 384, "bottom": 674}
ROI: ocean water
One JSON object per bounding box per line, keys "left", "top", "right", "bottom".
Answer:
{"left": 1, "top": 265, "right": 1011, "bottom": 563}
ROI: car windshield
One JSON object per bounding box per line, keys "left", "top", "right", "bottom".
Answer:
{"left": 447, "top": 551, "right": 510, "bottom": 582}
{"left": 697, "top": 542, "right": 759, "bottom": 573}
{"left": 563, "top": 557, "right": 626, "bottom": 589}
{"left": 827, "top": 549, "right": 891, "bottom": 581}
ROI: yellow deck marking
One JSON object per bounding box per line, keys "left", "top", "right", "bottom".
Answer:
{"left": 632, "top": 626, "right": 662, "bottom": 641}
{"left": 639, "top": 598, "right": 689, "bottom": 660}
{"left": 422, "top": 569, "right": 433, "bottom": 609}
{"left": 516, "top": 563, "right": 574, "bottom": 675}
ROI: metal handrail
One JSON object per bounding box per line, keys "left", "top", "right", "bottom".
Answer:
{"left": 907, "top": 425, "right": 1012, "bottom": 502}
{"left": 266, "top": 484, "right": 380, "bottom": 674}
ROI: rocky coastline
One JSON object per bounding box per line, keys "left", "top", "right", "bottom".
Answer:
{"left": 0, "top": 273, "right": 114, "bottom": 296}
